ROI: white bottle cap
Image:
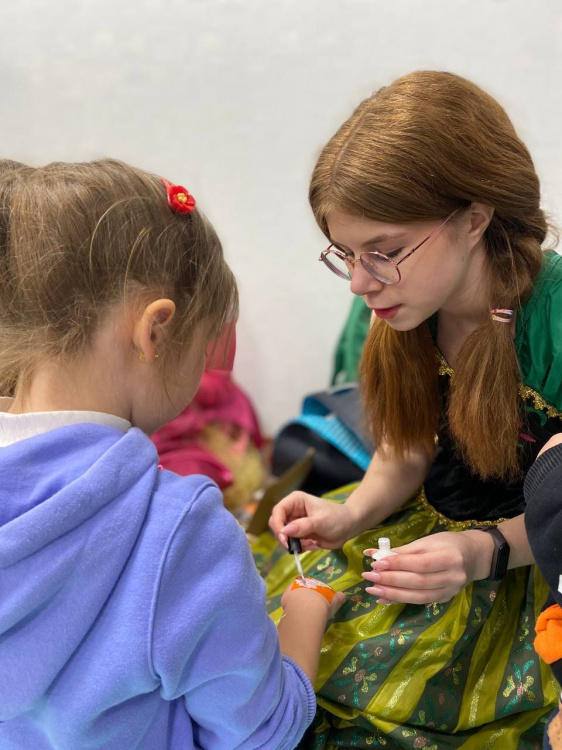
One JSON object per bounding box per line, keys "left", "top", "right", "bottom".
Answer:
{"left": 378, "top": 537, "right": 391, "bottom": 551}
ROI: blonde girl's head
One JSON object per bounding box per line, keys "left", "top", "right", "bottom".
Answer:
{"left": 0, "top": 158, "right": 238, "bottom": 432}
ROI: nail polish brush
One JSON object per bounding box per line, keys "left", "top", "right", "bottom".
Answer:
{"left": 288, "top": 537, "right": 306, "bottom": 583}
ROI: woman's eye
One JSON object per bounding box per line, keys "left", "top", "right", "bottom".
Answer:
{"left": 384, "top": 247, "right": 405, "bottom": 260}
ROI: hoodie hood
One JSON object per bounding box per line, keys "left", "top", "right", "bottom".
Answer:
{"left": 0, "top": 423, "right": 158, "bottom": 720}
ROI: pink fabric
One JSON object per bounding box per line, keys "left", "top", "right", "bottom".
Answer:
{"left": 151, "top": 368, "right": 263, "bottom": 489}
{"left": 205, "top": 323, "right": 236, "bottom": 372}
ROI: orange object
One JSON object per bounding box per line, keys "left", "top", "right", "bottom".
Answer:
{"left": 290, "top": 577, "right": 336, "bottom": 603}
{"left": 534, "top": 604, "right": 562, "bottom": 664}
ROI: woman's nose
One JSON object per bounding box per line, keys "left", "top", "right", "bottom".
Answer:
{"left": 349, "top": 261, "right": 385, "bottom": 296}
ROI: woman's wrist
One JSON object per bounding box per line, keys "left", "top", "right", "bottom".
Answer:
{"left": 343, "top": 494, "right": 379, "bottom": 538}
{"left": 463, "top": 529, "right": 496, "bottom": 581}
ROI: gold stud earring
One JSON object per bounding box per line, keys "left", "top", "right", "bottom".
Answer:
{"left": 139, "top": 353, "right": 146, "bottom": 362}
{"left": 154, "top": 353, "right": 159, "bottom": 359}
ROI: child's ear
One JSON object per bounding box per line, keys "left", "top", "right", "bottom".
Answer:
{"left": 133, "top": 299, "right": 176, "bottom": 362}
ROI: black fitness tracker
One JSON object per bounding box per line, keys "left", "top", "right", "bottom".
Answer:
{"left": 473, "top": 525, "right": 510, "bottom": 581}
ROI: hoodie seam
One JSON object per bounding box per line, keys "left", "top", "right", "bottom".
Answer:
{"left": 146, "top": 479, "right": 218, "bottom": 683}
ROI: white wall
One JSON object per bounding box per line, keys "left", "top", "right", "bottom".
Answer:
{"left": 1, "top": 0, "right": 561, "bottom": 434}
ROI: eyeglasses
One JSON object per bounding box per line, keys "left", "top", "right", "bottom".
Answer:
{"left": 318, "top": 210, "right": 458, "bottom": 285}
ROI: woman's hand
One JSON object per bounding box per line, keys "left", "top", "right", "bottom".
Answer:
{"left": 269, "top": 491, "right": 359, "bottom": 551}
{"left": 361, "top": 530, "right": 495, "bottom": 605}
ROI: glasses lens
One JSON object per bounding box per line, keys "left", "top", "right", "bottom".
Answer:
{"left": 322, "top": 250, "right": 352, "bottom": 280}
{"left": 361, "top": 253, "right": 400, "bottom": 284}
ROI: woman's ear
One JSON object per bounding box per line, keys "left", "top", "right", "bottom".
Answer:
{"left": 133, "top": 299, "right": 176, "bottom": 362}
{"left": 466, "top": 203, "right": 494, "bottom": 249}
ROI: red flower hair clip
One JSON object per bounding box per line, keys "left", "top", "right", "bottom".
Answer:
{"left": 160, "top": 178, "right": 196, "bottom": 214}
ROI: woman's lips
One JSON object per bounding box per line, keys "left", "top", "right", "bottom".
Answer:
{"left": 371, "top": 304, "right": 402, "bottom": 320}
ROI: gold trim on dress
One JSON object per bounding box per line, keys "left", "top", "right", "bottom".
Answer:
{"left": 436, "top": 351, "right": 562, "bottom": 420}
{"left": 416, "top": 486, "right": 509, "bottom": 530}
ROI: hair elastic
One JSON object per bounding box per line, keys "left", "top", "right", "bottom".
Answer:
{"left": 491, "top": 308, "right": 514, "bottom": 323}
{"left": 160, "top": 178, "right": 196, "bottom": 214}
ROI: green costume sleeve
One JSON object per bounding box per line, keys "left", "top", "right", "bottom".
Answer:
{"left": 330, "top": 251, "right": 562, "bottom": 408}
{"left": 331, "top": 296, "right": 371, "bottom": 385}
{"left": 516, "top": 251, "right": 562, "bottom": 412}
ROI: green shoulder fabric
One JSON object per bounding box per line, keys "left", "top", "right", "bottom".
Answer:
{"left": 516, "top": 251, "right": 562, "bottom": 412}
{"left": 330, "top": 251, "right": 562, "bottom": 407}
{"left": 331, "top": 296, "right": 371, "bottom": 385}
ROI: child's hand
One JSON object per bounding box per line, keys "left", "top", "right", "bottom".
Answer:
{"left": 361, "top": 530, "right": 494, "bottom": 605}
{"left": 269, "top": 491, "right": 357, "bottom": 551}
{"left": 281, "top": 578, "right": 346, "bottom": 619}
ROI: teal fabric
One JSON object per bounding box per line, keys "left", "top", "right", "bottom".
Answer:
{"left": 515, "top": 251, "right": 562, "bottom": 410}
{"left": 331, "top": 296, "right": 371, "bottom": 385}
{"left": 294, "top": 413, "right": 372, "bottom": 470}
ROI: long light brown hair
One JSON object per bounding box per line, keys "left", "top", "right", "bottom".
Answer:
{"left": 310, "top": 71, "right": 550, "bottom": 480}
{"left": 0, "top": 158, "right": 238, "bottom": 397}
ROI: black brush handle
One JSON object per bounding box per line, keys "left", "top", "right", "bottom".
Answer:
{"left": 288, "top": 537, "right": 302, "bottom": 555}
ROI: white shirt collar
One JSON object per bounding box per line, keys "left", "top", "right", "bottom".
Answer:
{"left": 0, "top": 398, "right": 131, "bottom": 447}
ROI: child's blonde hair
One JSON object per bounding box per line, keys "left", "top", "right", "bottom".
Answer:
{"left": 0, "top": 158, "right": 238, "bottom": 394}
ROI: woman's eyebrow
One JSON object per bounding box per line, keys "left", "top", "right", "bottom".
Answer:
{"left": 360, "top": 233, "right": 405, "bottom": 248}
{"left": 330, "top": 233, "right": 406, "bottom": 250}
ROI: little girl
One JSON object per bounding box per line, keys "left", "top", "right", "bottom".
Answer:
{"left": 0, "top": 159, "right": 344, "bottom": 750}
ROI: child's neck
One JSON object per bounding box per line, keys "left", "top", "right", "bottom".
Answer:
{"left": 8, "top": 357, "right": 130, "bottom": 422}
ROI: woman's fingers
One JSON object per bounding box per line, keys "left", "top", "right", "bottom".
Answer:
{"left": 281, "top": 515, "right": 319, "bottom": 541}
{"left": 269, "top": 491, "right": 312, "bottom": 532}
{"left": 369, "top": 548, "right": 463, "bottom": 574}
{"left": 364, "top": 583, "right": 450, "bottom": 604}
{"left": 361, "top": 567, "right": 467, "bottom": 591}
{"left": 298, "top": 539, "right": 320, "bottom": 552}
{"left": 360, "top": 536, "right": 472, "bottom": 604}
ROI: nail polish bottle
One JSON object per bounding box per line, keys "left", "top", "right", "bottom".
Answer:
{"left": 371, "top": 537, "right": 398, "bottom": 561}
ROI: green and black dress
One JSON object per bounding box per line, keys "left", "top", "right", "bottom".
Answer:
{"left": 252, "top": 251, "right": 562, "bottom": 749}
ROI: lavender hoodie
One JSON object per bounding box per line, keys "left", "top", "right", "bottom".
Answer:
{"left": 0, "top": 421, "right": 315, "bottom": 749}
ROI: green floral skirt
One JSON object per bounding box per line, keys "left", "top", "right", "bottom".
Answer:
{"left": 252, "top": 485, "right": 559, "bottom": 749}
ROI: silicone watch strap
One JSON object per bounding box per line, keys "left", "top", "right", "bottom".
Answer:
{"left": 473, "top": 525, "right": 510, "bottom": 581}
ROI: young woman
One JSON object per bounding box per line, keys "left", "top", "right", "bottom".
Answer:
{"left": 260, "top": 71, "right": 562, "bottom": 748}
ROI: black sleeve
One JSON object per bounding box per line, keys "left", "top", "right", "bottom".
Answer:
{"left": 524, "top": 442, "right": 562, "bottom": 605}
{"left": 524, "top": 443, "right": 562, "bottom": 684}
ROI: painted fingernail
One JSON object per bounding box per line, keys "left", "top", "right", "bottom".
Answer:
{"left": 282, "top": 523, "right": 298, "bottom": 535}
{"left": 371, "top": 559, "right": 390, "bottom": 569}
{"left": 361, "top": 572, "right": 379, "bottom": 581}
{"left": 366, "top": 586, "right": 384, "bottom": 596}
